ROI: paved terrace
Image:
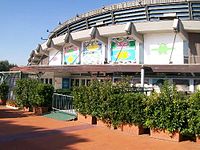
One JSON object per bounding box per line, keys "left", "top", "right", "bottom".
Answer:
{"left": 0, "top": 106, "right": 200, "bottom": 150}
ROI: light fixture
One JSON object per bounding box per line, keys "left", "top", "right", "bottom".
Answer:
{"left": 41, "top": 37, "right": 47, "bottom": 41}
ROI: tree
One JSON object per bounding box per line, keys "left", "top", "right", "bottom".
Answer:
{"left": 0, "top": 60, "right": 17, "bottom": 71}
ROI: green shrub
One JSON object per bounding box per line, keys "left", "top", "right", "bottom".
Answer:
{"left": 73, "top": 85, "right": 89, "bottom": 116}
{"left": 145, "top": 81, "right": 188, "bottom": 134}
{"left": 14, "top": 79, "right": 39, "bottom": 107}
{"left": 73, "top": 79, "right": 147, "bottom": 128}
{"left": 0, "top": 82, "right": 9, "bottom": 100}
{"left": 32, "top": 83, "right": 54, "bottom": 107}
{"left": 14, "top": 79, "right": 54, "bottom": 108}
{"left": 123, "top": 92, "right": 147, "bottom": 126}
{"left": 187, "top": 91, "right": 200, "bottom": 136}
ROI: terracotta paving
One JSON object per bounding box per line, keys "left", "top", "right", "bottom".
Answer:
{"left": 0, "top": 106, "right": 200, "bottom": 150}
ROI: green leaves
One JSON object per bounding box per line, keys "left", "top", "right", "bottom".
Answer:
{"left": 14, "top": 79, "right": 54, "bottom": 108}
{"left": 0, "top": 82, "right": 9, "bottom": 100}
{"left": 73, "top": 80, "right": 147, "bottom": 128}
{"left": 145, "top": 81, "right": 189, "bottom": 134}
{"left": 73, "top": 79, "right": 200, "bottom": 137}
{"left": 188, "top": 91, "right": 200, "bottom": 136}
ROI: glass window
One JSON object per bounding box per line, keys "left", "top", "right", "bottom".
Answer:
{"left": 71, "top": 79, "right": 74, "bottom": 87}
{"left": 75, "top": 79, "right": 79, "bottom": 86}
{"left": 49, "top": 79, "right": 52, "bottom": 85}
{"left": 45, "top": 78, "right": 48, "bottom": 84}
{"left": 86, "top": 79, "right": 91, "bottom": 86}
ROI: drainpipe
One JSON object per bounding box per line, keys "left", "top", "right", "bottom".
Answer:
{"left": 141, "top": 65, "right": 145, "bottom": 91}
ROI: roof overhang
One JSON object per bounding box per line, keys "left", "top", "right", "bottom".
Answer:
{"left": 11, "top": 64, "right": 200, "bottom": 74}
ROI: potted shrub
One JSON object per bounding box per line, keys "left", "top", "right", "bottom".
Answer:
{"left": 120, "top": 92, "right": 148, "bottom": 135}
{"left": 73, "top": 81, "right": 100, "bottom": 125}
{"left": 32, "top": 83, "right": 54, "bottom": 115}
{"left": 14, "top": 79, "right": 38, "bottom": 111}
{"left": 145, "top": 81, "right": 188, "bottom": 142}
{"left": 188, "top": 91, "right": 200, "bottom": 143}
{"left": 0, "top": 82, "right": 9, "bottom": 105}
{"left": 95, "top": 81, "right": 112, "bottom": 128}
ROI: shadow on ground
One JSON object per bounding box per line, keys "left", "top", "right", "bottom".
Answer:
{"left": 0, "top": 107, "right": 31, "bottom": 118}
{"left": 0, "top": 108, "right": 90, "bottom": 150}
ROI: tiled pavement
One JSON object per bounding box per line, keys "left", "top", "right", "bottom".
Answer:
{"left": 0, "top": 106, "right": 200, "bottom": 150}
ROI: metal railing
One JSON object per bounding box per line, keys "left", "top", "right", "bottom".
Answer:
{"left": 52, "top": 93, "right": 76, "bottom": 115}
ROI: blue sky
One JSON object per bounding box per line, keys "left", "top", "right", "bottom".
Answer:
{"left": 0, "top": 0, "right": 128, "bottom": 66}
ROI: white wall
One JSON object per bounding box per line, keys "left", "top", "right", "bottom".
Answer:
{"left": 144, "top": 33, "right": 184, "bottom": 64}
{"left": 49, "top": 49, "right": 62, "bottom": 66}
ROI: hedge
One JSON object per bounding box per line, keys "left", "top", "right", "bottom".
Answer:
{"left": 14, "top": 78, "right": 54, "bottom": 108}
{"left": 73, "top": 79, "right": 200, "bottom": 137}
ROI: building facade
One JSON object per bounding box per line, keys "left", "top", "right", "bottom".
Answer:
{"left": 23, "top": 0, "right": 200, "bottom": 92}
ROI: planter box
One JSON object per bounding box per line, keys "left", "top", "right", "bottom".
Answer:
{"left": 121, "top": 124, "right": 146, "bottom": 135}
{"left": 97, "top": 119, "right": 116, "bottom": 130}
{"left": 33, "top": 107, "right": 48, "bottom": 115}
{"left": 77, "top": 113, "right": 97, "bottom": 124}
{"left": 150, "top": 129, "right": 182, "bottom": 142}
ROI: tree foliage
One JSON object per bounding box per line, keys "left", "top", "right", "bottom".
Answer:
{"left": 0, "top": 60, "right": 17, "bottom": 71}
{"left": 14, "top": 78, "right": 54, "bottom": 108}
{"left": 145, "top": 81, "right": 189, "bottom": 134}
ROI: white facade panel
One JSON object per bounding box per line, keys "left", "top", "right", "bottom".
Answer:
{"left": 144, "top": 33, "right": 184, "bottom": 64}
{"left": 49, "top": 49, "right": 62, "bottom": 66}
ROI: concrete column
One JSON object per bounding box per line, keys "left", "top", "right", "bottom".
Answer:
{"left": 141, "top": 65, "right": 144, "bottom": 89}
{"left": 189, "top": 79, "right": 194, "bottom": 93}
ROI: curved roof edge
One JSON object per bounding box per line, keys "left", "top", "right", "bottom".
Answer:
{"left": 52, "top": 0, "right": 198, "bottom": 33}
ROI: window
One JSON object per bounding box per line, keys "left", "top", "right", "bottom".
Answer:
{"left": 49, "top": 79, "right": 52, "bottom": 85}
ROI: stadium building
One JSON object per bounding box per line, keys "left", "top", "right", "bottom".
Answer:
{"left": 14, "top": 0, "right": 200, "bottom": 92}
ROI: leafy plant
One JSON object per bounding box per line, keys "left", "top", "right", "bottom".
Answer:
{"left": 14, "top": 79, "right": 39, "bottom": 107}
{"left": 145, "top": 81, "right": 188, "bottom": 134}
{"left": 73, "top": 79, "right": 147, "bottom": 128}
{"left": 14, "top": 79, "right": 54, "bottom": 108}
{"left": 32, "top": 83, "right": 54, "bottom": 107}
{"left": 0, "top": 82, "right": 9, "bottom": 100}
{"left": 73, "top": 85, "right": 89, "bottom": 116}
{"left": 187, "top": 91, "right": 200, "bottom": 136}
{"left": 123, "top": 92, "right": 147, "bottom": 126}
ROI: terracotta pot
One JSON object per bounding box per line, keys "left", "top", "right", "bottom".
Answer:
{"left": 78, "top": 113, "right": 97, "bottom": 125}
{"left": 150, "top": 129, "right": 182, "bottom": 142}
{"left": 0, "top": 99, "right": 6, "bottom": 105}
{"left": 33, "top": 107, "right": 48, "bottom": 115}
{"left": 121, "top": 124, "right": 146, "bottom": 135}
